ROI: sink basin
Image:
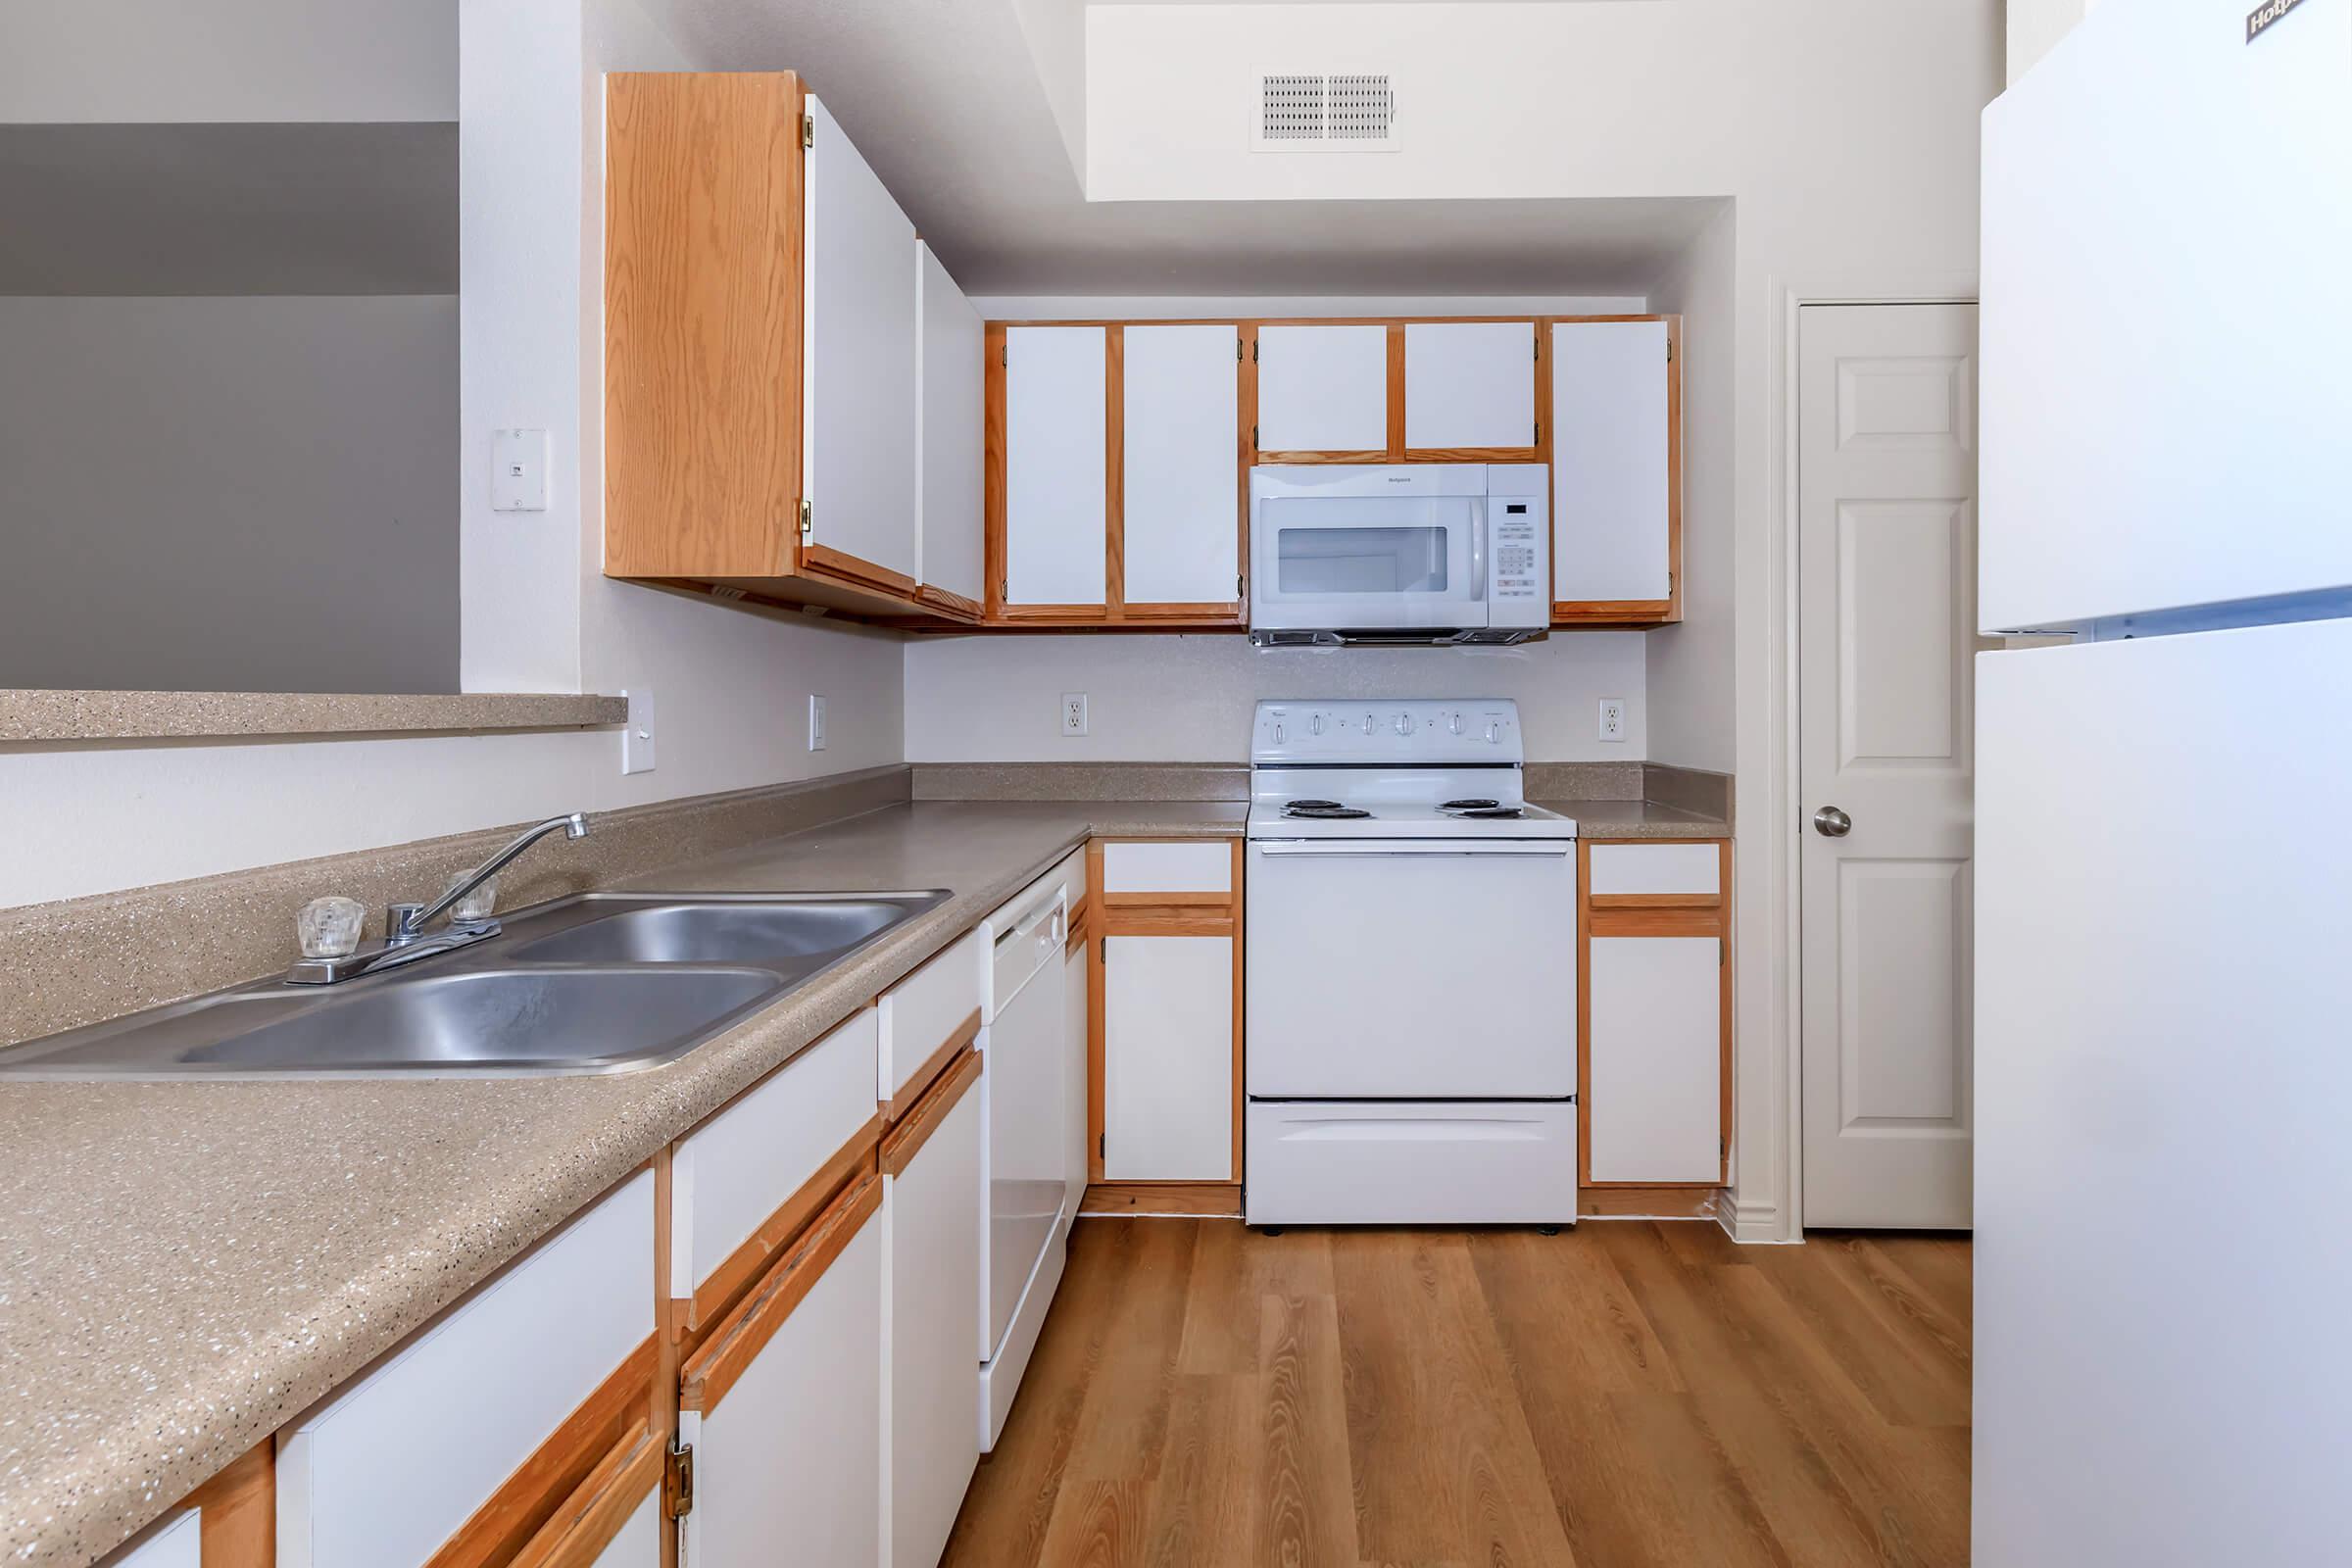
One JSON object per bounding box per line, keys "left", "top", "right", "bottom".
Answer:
{"left": 0, "top": 968, "right": 783, "bottom": 1079}
{"left": 0, "top": 889, "right": 953, "bottom": 1080}
{"left": 507, "top": 896, "right": 941, "bottom": 967}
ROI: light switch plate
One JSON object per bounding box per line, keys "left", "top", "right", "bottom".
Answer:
{"left": 622, "top": 688, "right": 657, "bottom": 773}
{"left": 491, "top": 428, "right": 548, "bottom": 513}
{"left": 808, "top": 694, "right": 827, "bottom": 752}
{"left": 1060, "top": 693, "right": 1089, "bottom": 737}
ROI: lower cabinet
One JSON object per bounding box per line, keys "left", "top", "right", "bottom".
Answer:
{"left": 881, "top": 1051, "right": 985, "bottom": 1568}
{"left": 676, "top": 1174, "right": 886, "bottom": 1568}
{"left": 1102, "top": 935, "right": 1235, "bottom": 1180}
{"left": 1579, "top": 840, "right": 1731, "bottom": 1189}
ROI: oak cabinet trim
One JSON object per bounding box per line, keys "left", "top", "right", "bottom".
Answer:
{"left": 882, "top": 1008, "right": 981, "bottom": 1125}
{"left": 677, "top": 1166, "right": 883, "bottom": 1416}
{"left": 676, "top": 1113, "right": 882, "bottom": 1345}
{"left": 505, "top": 1419, "right": 663, "bottom": 1568}
{"left": 879, "top": 1046, "right": 983, "bottom": 1178}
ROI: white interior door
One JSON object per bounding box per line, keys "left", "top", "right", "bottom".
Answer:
{"left": 1798, "top": 301, "right": 1978, "bottom": 1230}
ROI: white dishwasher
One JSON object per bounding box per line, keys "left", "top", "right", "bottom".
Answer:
{"left": 976, "top": 869, "right": 1068, "bottom": 1450}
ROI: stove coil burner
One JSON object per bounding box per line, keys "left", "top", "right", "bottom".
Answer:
{"left": 1283, "top": 800, "right": 1371, "bottom": 819}
{"left": 1442, "top": 799, "right": 1499, "bottom": 810}
{"left": 1442, "top": 798, "right": 1525, "bottom": 819}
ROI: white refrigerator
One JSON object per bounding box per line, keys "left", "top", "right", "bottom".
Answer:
{"left": 1976, "top": 1, "right": 2352, "bottom": 1562}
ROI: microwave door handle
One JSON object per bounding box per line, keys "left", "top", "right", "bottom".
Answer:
{"left": 1468, "top": 498, "right": 1488, "bottom": 604}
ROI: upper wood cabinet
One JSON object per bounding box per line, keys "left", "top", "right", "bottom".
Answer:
{"left": 916, "top": 243, "right": 985, "bottom": 617}
{"left": 1403, "top": 320, "right": 1538, "bottom": 452}
{"left": 604, "top": 72, "right": 974, "bottom": 624}
{"left": 1255, "top": 323, "right": 1389, "bottom": 455}
{"left": 1120, "top": 323, "right": 1244, "bottom": 613}
{"left": 1550, "top": 315, "right": 1682, "bottom": 624}
{"left": 995, "top": 324, "right": 1108, "bottom": 614}
{"left": 987, "top": 320, "right": 1246, "bottom": 625}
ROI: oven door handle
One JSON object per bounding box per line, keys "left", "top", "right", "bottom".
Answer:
{"left": 1251, "top": 840, "right": 1572, "bottom": 858}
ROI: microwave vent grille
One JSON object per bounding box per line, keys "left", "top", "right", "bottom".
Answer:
{"left": 1254, "top": 74, "right": 1396, "bottom": 152}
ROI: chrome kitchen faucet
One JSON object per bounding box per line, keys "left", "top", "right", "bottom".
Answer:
{"left": 285, "top": 812, "right": 589, "bottom": 985}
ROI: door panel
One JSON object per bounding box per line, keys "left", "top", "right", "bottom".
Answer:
{"left": 1798, "top": 302, "right": 1977, "bottom": 1229}
{"left": 1003, "top": 325, "right": 1106, "bottom": 606}
{"left": 1255, "top": 324, "right": 1388, "bottom": 452}
{"left": 916, "top": 242, "right": 984, "bottom": 605}
{"left": 1402, "top": 320, "right": 1535, "bottom": 450}
{"left": 1102, "top": 936, "right": 1233, "bottom": 1180}
{"left": 887, "top": 1089, "right": 982, "bottom": 1568}
{"left": 1551, "top": 318, "right": 1672, "bottom": 603}
{"left": 803, "top": 94, "right": 917, "bottom": 581}
{"left": 1122, "top": 323, "right": 1240, "bottom": 606}
{"left": 1588, "top": 936, "right": 1722, "bottom": 1183}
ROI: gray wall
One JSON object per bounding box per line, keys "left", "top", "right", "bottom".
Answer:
{"left": 0, "top": 295, "right": 460, "bottom": 693}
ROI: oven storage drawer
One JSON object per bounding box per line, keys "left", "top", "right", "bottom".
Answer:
{"left": 1244, "top": 1101, "right": 1577, "bottom": 1225}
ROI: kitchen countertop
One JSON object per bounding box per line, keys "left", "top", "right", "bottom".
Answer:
{"left": 0, "top": 800, "right": 1240, "bottom": 1568}
{"left": 1535, "top": 799, "right": 1730, "bottom": 840}
{"left": 0, "top": 787, "right": 1723, "bottom": 1567}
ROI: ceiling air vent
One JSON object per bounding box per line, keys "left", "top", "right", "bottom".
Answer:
{"left": 1252, "top": 73, "right": 1396, "bottom": 153}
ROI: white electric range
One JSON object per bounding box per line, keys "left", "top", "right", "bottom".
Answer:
{"left": 1242, "top": 699, "right": 1581, "bottom": 1226}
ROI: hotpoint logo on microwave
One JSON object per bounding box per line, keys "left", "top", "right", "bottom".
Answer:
{"left": 2247, "top": 0, "right": 2307, "bottom": 42}
{"left": 1386, "top": 475, "right": 1410, "bottom": 482}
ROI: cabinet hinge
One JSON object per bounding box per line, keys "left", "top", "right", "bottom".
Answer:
{"left": 1001, "top": 343, "right": 1008, "bottom": 368}
{"left": 1250, "top": 423, "right": 1259, "bottom": 448}
{"left": 1099, "top": 936, "right": 1107, "bottom": 964}
{"left": 1250, "top": 339, "right": 1258, "bottom": 363}
{"left": 1098, "top": 1133, "right": 1105, "bottom": 1157}
{"left": 1719, "top": 937, "right": 1726, "bottom": 967}
{"left": 1666, "top": 337, "right": 1674, "bottom": 363}
{"left": 802, "top": 114, "right": 814, "bottom": 149}
{"left": 1534, "top": 420, "right": 1542, "bottom": 446}
{"left": 666, "top": 1441, "right": 696, "bottom": 1519}
{"left": 798, "top": 498, "right": 812, "bottom": 539}
{"left": 1236, "top": 572, "right": 1244, "bottom": 598}
{"left": 1236, "top": 338, "right": 1244, "bottom": 362}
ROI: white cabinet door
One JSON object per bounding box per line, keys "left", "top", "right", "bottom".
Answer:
{"left": 1122, "top": 323, "right": 1240, "bottom": 607}
{"left": 1255, "top": 323, "right": 1388, "bottom": 452}
{"left": 916, "top": 242, "right": 984, "bottom": 607}
{"left": 804, "top": 93, "right": 918, "bottom": 582}
{"left": 107, "top": 1512, "right": 198, "bottom": 1568}
{"left": 1587, "top": 936, "right": 1722, "bottom": 1183}
{"left": 681, "top": 1196, "right": 883, "bottom": 1568}
{"left": 1063, "top": 940, "right": 1090, "bottom": 1211}
{"left": 1403, "top": 320, "right": 1535, "bottom": 450}
{"left": 885, "top": 1087, "right": 982, "bottom": 1568}
{"left": 1003, "top": 325, "right": 1106, "bottom": 607}
{"left": 1102, "top": 935, "right": 1233, "bottom": 1180}
{"left": 1552, "top": 318, "right": 1674, "bottom": 604}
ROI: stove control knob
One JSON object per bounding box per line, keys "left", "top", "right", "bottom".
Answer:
{"left": 1273, "top": 722, "right": 1287, "bottom": 745}
{"left": 1361, "top": 712, "right": 1377, "bottom": 735}
{"left": 1310, "top": 713, "right": 1325, "bottom": 736}
{"left": 1394, "top": 712, "right": 1414, "bottom": 737}
{"left": 1448, "top": 712, "right": 1463, "bottom": 736}
{"left": 1485, "top": 722, "right": 1501, "bottom": 744}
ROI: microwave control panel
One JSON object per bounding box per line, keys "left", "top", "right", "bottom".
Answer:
{"left": 1488, "top": 466, "right": 1549, "bottom": 627}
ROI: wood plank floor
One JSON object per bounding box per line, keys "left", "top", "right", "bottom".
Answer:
{"left": 943, "top": 1219, "right": 1971, "bottom": 1568}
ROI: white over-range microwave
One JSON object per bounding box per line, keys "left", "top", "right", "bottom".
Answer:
{"left": 1247, "top": 463, "right": 1549, "bottom": 646}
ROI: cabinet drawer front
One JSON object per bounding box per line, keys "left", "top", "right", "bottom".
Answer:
{"left": 878, "top": 931, "right": 981, "bottom": 1105}
{"left": 277, "top": 1174, "right": 655, "bottom": 1568}
{"left": 1588, "top": 936, "right": 1724, "bottom": 1184}
{"left": 1245, "top": 1100, "right": 1577, "bottom": 1225}
{"left": 1588, "top": 842, "right": 1721, "bottom": 898}
{"left": 674, "top": 1008, "right": 879, "bottom": 1313}
{"left": 1101, "top": 841, "right": 1231, "bottom": 897}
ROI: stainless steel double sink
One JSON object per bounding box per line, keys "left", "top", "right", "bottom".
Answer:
{"left": 0, "top": 892, "right": 950, "bottom": 1081}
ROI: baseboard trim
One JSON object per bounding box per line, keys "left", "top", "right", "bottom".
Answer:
{"left": 1718, "top": 1194, "right": 1798, "bottom": 1245}
{"left": 1079, "top": 1182, "right": 1244, "bottom": 1218}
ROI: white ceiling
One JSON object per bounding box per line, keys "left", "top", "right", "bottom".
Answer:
{"left": 640, "top": 0, "right": 1711, "bottom": 296}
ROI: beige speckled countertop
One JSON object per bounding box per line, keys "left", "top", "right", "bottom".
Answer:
{"left": 1534, "top": 798, "right": 1730, "bottom": 840}
{"left": 0, "top": 801, "right": 1240, "bottom": 1568}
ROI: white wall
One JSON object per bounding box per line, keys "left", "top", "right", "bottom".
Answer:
{"left": 0, "top": 0, "right": 455, "bottom": 122}
{"left": 906, "top": 632, "right": 1645, "bottom": 761}
{"left": 1641, "top": 201, "right": 1735, "bottom": 772}
{"left": 2006, "top": 0, "right": 2104, "bottom": 86}
{"left": 918, "top": 291, "right": 1650, "bottom": 761}
{"left": 0, "top": 0, "right": 905, "bottom": 911}
{"left": 1082, "top": 1, "right": 2001, "bottom": 1239}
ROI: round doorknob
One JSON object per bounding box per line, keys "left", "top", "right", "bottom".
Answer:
{"left": 1812, "top": 806, "right": 1852, "bottom": 838}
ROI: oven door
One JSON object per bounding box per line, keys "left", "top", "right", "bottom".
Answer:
{"left": 1244, "top": 838, "right": 1576, "bottom": 1098}
{"left": 1250, "top": 469, "right": 1488, "bottom": 632}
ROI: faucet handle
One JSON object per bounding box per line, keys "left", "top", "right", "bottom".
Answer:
{"left": 385, "top": 902, "right": 427, "bottom": 947}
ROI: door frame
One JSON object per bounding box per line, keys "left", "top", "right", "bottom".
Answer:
{"left": 1762, "top": 276, "right": 1977, "bottom": 1244}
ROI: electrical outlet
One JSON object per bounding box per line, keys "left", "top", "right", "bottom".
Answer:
{"left": 808, "top": 694, "right": 827, "bottom": 752}
{"left": 1598, "top": 699, "right": 1627, "bottom": 743}
{"left": 621, "top": 688, "right": 657, "bottom": 773}
{"left": 1060, "top": 693, "right": 1089, "bottom": 738}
